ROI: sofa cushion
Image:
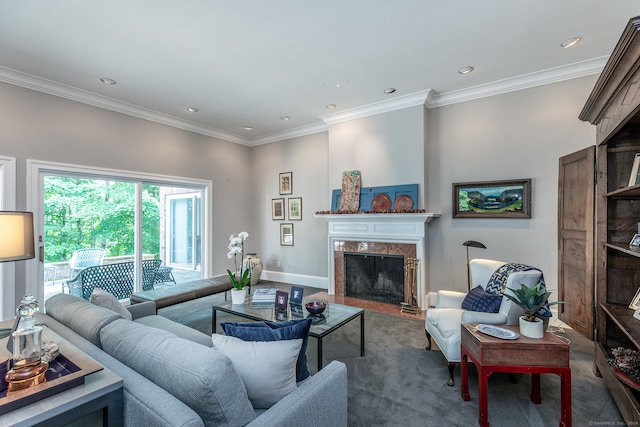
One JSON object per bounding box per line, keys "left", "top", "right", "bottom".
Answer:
{"left": 90, "top": 288, "right": 132, "bottom": 320}
{"left": 221, "top": 317, "right": 312, "bottom": 381}
{"left": 211, "top": 334, "right": 301, "bottom": 409}
{"left": 100, "top": 319, "right": 255, "bottom": 427}
{"left": 461, "top": 285, "right": 503, "bottom": 313}
{"left": 45, "top": 293, "right": 123, "bottom": 348}
{"left": 134, "top": 315, "right": 213, "bottom": 347}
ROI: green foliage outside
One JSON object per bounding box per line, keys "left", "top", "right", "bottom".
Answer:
{"left": 44, "top": 176, "right": 160, "bottom": 263}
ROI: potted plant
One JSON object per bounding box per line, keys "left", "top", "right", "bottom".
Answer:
{"left": 503, "top": 282, "right": 564, "bottom": 338}
{"left": 227, "top": 231, "right": 250, "bottom": 304}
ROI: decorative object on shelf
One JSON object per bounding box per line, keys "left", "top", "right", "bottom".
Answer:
{"left": 503, "top": 283, "right": 565, "bottom": 339}
{"left": 279, "top": 172, "right": 293, "bottom": 195}
{"left": 607, "top": 347, "right": 640, "bottom": 389}
{"left": 453, "top": 179, "right": 532, "bottom": 218}
{"left": 288, "top": 197, "right": 302, "bottom": 220}
{"left": 462, "top": 240, "right": 487, "bottom": 291}
{"left": 226, "top": 231, "right": 250, "bottom": 303}
{"left": 628, "top": 153, "right": 640, "bottom": 187}
{"left": 371, "top": 193, "right": 391, "bottom": 212}
{"left": 331, "top": 183, "right": 418, "bottom": 212}
{"left": 6, "top": 295, "right": 49, "bottom": 392}
{"left": 271, "top": 198, "right": 285, "bottom": 220}
{"left": 339, "top": 170, "right": 361, "bottom": 211}
{"left": 630, "top": 234, "right": 640, "bottom": 247}
{"left": 242, "top": 253, "right": 263, "bottom": 286}
{"left": 401, "top": 258, "right": 420, "bottom": 314}
{"left": 393, "top": 194, "right": 414, "bottom": 211}
{"left": 280, "top": 223, "right": 294, "bottom": 246}
{"left": 630, "top": 287, "right": 640, "bottom": 310}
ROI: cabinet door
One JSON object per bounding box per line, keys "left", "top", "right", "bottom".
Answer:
{"left": 558, "top": 146, "right": 595, "bottom": 340}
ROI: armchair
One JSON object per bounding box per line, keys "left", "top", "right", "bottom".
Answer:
{"left": 425, "top": 258, "right": 542, "bottom": 386}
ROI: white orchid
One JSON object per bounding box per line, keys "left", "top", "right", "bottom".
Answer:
{"left": 226, "top": 231, "right": 250, "bottom": 290}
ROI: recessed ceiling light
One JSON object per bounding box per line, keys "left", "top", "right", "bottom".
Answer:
{"left": 100, "top": 78, "right": 116, "bottom": 85}
{"left": 325, "top": 104, "right": 336, "bottom": 109}
{"left": 561, "top": 37, "right": 582, "bottom": 48}
{"left": 186, "top": 107, "right": 199, "bottom": 113}
{"left": 458, "top": 66, "right": 474, "bottom": 75}
{"left": 323, "top": 78, "right": 349, "bottom": 88}
{"left": 383, "top": 88, "right": 396, "bottom": 94}
{"left": 280, "top": 116, "right": 291, "bottom": 121}
{"left": 244, "top": 126, "right": 253, "bottom": 130}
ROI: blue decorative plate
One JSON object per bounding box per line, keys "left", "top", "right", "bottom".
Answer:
{"left": 476, "top": 324, "right": 520, "bottom": 340}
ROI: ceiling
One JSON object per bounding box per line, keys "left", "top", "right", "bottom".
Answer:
{"left": 1, "top": 1, "right": 638, "bottom": 146}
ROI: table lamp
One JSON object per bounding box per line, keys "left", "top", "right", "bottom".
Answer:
{"left": 462, "top": 240, "right": 487, "bottom": 291}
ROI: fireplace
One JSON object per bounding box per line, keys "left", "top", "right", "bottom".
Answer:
{"left": 316, "top": 213, "right": 439, "bottom": 310}
{"left": 344, "top": 252, "right": 404, "bottom": 304}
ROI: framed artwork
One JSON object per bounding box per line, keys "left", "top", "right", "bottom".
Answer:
{"left": 280, "top": 223, "right": 294, "bottom": 246}
{"left": 629, "top": 287, "right": 640, "bottom": 310}
{"left": 279, "top": 172, "right": 293, "bottom": 195}
{"left": 453, "top": 178, "right": 532, "bottom": 218}
{"left": 272, "top": 198, "right": 285, "bottom": 220}
{"left": 288, "top": 197, "right": 302, "bottom": 220}
{"left": 629, "top": 153, "right": 640, "bottom": 187}
{"left": 630, "top": 234, "right": 640, "bottom": 247}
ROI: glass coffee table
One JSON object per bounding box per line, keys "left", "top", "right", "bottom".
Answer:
{"left": 212, "top": 299, "right": 364, "bottom": 371}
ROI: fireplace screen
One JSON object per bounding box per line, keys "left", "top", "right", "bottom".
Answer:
{"left": 344, "top": 252, "right": 404, "bottom": 304}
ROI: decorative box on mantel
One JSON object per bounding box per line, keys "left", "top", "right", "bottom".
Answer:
{"left": 315, "top": 213, "right": 440, "bottom": 310}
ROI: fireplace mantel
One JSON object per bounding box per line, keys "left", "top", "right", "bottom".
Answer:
{"left": 316, "top": 212, "right": 440, "bottom": 310}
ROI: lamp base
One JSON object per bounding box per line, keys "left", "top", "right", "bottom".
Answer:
{"left": 5, "top": 362, "right": 48, "bottom": 392}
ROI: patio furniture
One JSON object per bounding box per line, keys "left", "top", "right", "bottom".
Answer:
{"left": 67, "top": 259, "right": 162, "bottom": 300}
{"left": 154, "top": 265, "right": 176, "bottom": 286}
{"left": 68, "top": 248, "right": 106, "bottom": 279}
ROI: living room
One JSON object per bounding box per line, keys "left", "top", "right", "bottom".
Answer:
{"left": 0, "top": 2, "right": 638, "bottom": 425}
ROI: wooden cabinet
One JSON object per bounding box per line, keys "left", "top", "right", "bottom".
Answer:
{"left": 579, "top": 16, "right": 640, "bottom": 423}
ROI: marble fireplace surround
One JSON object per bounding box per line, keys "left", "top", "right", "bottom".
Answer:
{"left": 316, "top": 213, "right": 439, "bottom": 310}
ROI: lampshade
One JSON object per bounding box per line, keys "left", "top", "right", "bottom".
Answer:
{"left": 0, "top": 211, "right": 35, "bottom": 262}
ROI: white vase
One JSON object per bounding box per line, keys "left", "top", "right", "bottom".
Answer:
{"left": 519, "top": 316, "right": 544, "bottom": 339}
{"left": 231, "top": 288, "right": 247, "bottom": 305}
{"left": 243, "top": 253, "right": 263, "bottom": 286}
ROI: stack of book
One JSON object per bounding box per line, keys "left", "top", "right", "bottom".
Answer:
{"left": 251, "top": 288, "right": 278, "bottom": 307}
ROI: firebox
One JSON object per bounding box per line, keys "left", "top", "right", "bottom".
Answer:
{"left": 344, "top": 252, "right": 404, "bottom": 304}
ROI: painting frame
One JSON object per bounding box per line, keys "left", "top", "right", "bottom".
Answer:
{"left": 629, "top": 287, "right": 640, "bottom": 310}
{"left": 271, "top": 198, "right": 285, "bottom": 220}
{"left": 288, "top": 197, "right": 302, "bottom": 220}
{"left": 453, "top": 178, "right": 532, "bottom": 218}
{"left": 280, "top": 223, "right": 294, "bottom": 246}
{"left": 279, "top": 172, "right": 293, "bottom": 195}
{"left": 630, "top": 233, "right": 640, "bottom": 247}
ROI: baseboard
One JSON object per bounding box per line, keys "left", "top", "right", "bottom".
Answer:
{"left": 260, "top": 270, "right": 328, "bottom": 290}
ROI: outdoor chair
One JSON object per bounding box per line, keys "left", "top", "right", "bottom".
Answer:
{"left": 68, "top": 248, "right": 106, "bottom": 279}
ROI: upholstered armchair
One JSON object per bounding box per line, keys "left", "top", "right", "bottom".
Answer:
{"left": 425, "top": 258, "right": 542, "bottom": 386}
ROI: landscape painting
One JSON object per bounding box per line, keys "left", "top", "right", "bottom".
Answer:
{"left": 453, "top": 179, "right": 531, "bottom": 218}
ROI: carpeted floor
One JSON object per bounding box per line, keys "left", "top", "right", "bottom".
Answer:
{"left": 159, "top": 285, "right": 623, "bottom": 427}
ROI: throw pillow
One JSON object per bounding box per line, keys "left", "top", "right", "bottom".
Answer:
{"left": 221, "top": 317, "right": 312, "bottom": 381}
{"left": 211, "top": 334, "right": 302, "bottom": 408}
{"left": 90, "top": 288, "right": 132, "bottom": 321}
{"left": 461, "top": 285, "right": 503, "bottom": 313}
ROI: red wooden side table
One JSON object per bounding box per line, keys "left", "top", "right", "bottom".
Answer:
{"left": 460, "top": 323, "right": 571, "bottom": 427}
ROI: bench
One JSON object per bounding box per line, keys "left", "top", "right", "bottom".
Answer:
{"left": 129, "top": 276, "right": 233, "bottom": 312}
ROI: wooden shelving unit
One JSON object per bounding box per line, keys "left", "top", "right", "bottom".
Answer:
{"left": 579, "top": 16, "right": 640, "bottom": 424}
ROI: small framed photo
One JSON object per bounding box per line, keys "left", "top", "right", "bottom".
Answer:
{"left": 629, "top": 153, "right": 640, "bottom": 187}
{"left": 629, "top": 287, "right": 640, "bottom": 310}
{"left": 630, "top": 234, "right": 640, "bottom": 247}
{"left": 635, "top": 308, "right": 640, "bottom": 321}
{"left": 280, "top": 223, "right": 294, "bottom": 246}
{"left": 279, "top": 172, "right": 293, "bottom": 195}
{"left": 272, "top": 198, "right": 285, "bottom": 220}
{"left": 290, "top": 286, "right": 304, "bottom": 304}
{"left": 288, "top": 197, "right": 302, "bottom": 220}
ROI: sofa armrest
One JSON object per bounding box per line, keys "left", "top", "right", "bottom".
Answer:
{"left": 435, "top": 290, "right": 466, "bottom": 308}
{"left": 127, "top": 301, "right": 156, "bottom": 319}
{"left": 249, "top": 360, "right": 347, "bottom": 427}
{"left": 461, "top": 311, "right": 507, "bottom": 324}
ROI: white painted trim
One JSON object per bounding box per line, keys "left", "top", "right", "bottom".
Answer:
{"left": 0, "top": 156, "right": 17, "bottom": 320}
{"left": 261, "top": 270, "right": 328, "bottom": 290}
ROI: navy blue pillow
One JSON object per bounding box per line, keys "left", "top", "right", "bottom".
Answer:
{"left": 461, "top": 285, "right": 503, "bottom": 313}
{"left": 221, "top": 318, "right": 312, "bottom": 381}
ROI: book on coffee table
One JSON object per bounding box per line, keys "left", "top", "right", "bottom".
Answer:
{"left": 252, "top": 288, "right": 278, "bottom": 301}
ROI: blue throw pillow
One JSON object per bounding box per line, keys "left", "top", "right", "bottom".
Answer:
{"left": 461, "top": 285, "right": 503, "bottom": 313}
{"left": 221, "top": 318, "right": 312, "bottom": 381}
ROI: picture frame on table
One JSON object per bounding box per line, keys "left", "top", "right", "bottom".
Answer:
{"left": 279, "top": 172, "right": 293, "bottom": 195}
{"left": 629, "top": 287, "right": 640, "bottom": 310}
{"left": 275, "top": 291, "right": 289, "bottom": 321}
{"left": 280, "top": 223, "right": 294, "bottom": 246}
{"left": 288, "top": 197, "right": 302, "bottom": 220}
{"left": 452, "top": 178, "right": 531, "bottom": 218}
{"left": 630, "top": 234, "right": 640, "bottom": 247}
{"left": 272, "top": 198, "right": 285, "bottom": 220}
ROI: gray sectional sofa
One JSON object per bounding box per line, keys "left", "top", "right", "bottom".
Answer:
{"left": 35, "top": 293, "right": 348, "bottom": 426}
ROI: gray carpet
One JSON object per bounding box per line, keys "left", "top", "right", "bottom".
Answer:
{"left": 159, "top": 288, "right": 623, "bottom": 427}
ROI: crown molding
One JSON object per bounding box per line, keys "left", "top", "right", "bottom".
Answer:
{"left": 249, "top": 122, "right": 328, "bottom": 146}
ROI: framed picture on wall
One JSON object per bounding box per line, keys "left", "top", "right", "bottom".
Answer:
{"left": 280, "top": 223, "right": 294, "bottom": 246}
{"left": 452, "top": 178, "right": 532, "bottom": 218}
{"left": 279, "top": 172, "right": 293, "bottom": 195}
{"left": 272, "top": 198, "right": 285, "bottom": 220}
{"left": 288, "top": 197, "right": 302, "bottom": 220}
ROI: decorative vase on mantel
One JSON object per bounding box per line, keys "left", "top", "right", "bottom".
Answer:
{"left": 231, "top": 288, "right": 247, "bottom": 305}
{"left": 243, "top": 253, "right": 263, "bottom": 286}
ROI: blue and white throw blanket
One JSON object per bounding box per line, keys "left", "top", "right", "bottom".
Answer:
{"left": 485, "top": 263, "right": 551, "bottom": 317}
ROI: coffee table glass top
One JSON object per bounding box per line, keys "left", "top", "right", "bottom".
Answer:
{"left": 213, "top": 298, "right": 363, "bottom": 337}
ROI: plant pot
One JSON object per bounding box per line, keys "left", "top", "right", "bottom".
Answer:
{"left": 519, "top": 316, "right": 544, "bottom": 339}
{"left": 231, "top": 288, "right": 247, "bottom": 305}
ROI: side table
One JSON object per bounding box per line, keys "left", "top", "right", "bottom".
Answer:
{"left": 460, "top": 324, "right": 571, "bottom": 427}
